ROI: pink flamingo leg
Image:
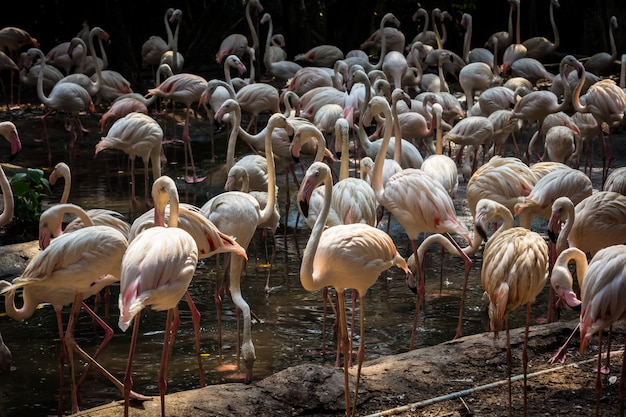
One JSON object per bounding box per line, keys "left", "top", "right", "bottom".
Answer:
{"left": 159, "top": 308, "right": 180, "bottom": 417}
{"left": 182, "top": 108, "right": 206, "bottom": 184}
{"left": 184, "top": 291, "right": 206, "bottom": 387}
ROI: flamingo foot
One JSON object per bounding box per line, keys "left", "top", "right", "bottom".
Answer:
{"left": 216, "top": 363, "right": 238, "bottom": 373}
{"left": 223, "top": 371, "right": 247, "bottom": 383}
{"left": 129, "top": 390, "right": 152, "bottom": 402}
{"left": 184, "top": 174, "right": 207, "bottom": 184}
{"left": 594, "top": 365, "right": 611, "bottom": 375}
{"left": 548, "top": 348, "right": 568, "bottom": 364}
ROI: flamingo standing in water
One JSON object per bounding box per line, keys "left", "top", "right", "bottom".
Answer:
{"left": 298, "top": 161, "right": 411, "bottom": 417}
{"left": 95, "top": 112, "right": 164, "bottom": 206}
{"left": 119, "top": 175, "right": 198, "bottom": 417}
{"left": 24, "top": 47, "right": 95, "bottom": 161}
{"left": 145, "top": 72, "right": 208, "bottom": 183}
{"left": 0, "top": 223, "right": 136, "bottom": 414}
{"left": 366, "top": 95, "right": 473, "bottom": 349}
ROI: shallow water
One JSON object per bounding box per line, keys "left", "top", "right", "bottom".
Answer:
{"left": 0, "top": 103, "right": 607, "bottom": 416}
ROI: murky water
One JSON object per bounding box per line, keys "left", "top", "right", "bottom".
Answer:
{"left": 0, "top": 104, "right": 601, "bottom": 416}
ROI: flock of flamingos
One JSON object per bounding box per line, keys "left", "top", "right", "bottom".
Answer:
{"left": 1, "top": 1, "right": 626, "bottom": 416}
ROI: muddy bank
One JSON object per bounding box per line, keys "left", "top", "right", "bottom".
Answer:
{"left": 68, "top": 319, "right": 626, "bottom": 417}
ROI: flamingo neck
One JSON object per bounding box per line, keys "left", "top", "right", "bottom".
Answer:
{"left": 225, "top": 104, "right": 242, "bottom": 170}
{"left": 1, "top": 286, "right": 39, "bottom": 321}
{"left": 372, "top": 102, "right": 394, "bottom": 201}
{"left": 299, "top": 167, "right": 332, "bottom": 292}
{"left": 0, "top": 167, "right": 13, "bottom": 227}
{"left": 257, "top": 117, "right": 279, "bottom": 226}
{"left": 549, "top": 1, "right": 559, "bottom": 49}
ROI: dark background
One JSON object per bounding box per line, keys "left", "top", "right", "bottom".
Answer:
{"left": 1, "top": 0, "right": 625, "bottom": 95}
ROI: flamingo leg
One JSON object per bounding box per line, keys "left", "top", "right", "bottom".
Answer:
{"left": 182, "top": 107, "right": 206, "bottom": 184}
{"left": 336, "top": 289, "right": 351, "bottom": 416}
{"left": 184, "top": 291, "right": 206, "bottom": 387}
{"left": 619, "top": 338, "right": 626, "bottom": 416}
{"left": 76, "top": 300, "right": 115, "bottom": 398}
{"left": 506, "top": 317, "right": 513, "bottom": 417}
{"left": 64, "top": 293, "right": 83, "bottom": 414}
{"left": 350, "top": 294, "right": 367, "bottom": 417}
{"left": 159, "top": 308, "right": 180, "bottom": 417}
{"left": 523, "top": 302, "right": 531, "bottom": 417}
{"left": 409, "top": 238, "right": 425, "bottom": 351}
{"left": 55, "top": 309, "right": 67, "bottom": 417}
{"left": 548, "top": 323, "right": 580, "bottom": 364}
{"left": 595, "top": 331, "right": 604, "bottom": 417}
{"left": 123, "top": 313, "right": 140, "bottom": 417}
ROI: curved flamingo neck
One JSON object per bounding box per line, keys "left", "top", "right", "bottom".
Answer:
{"left": 246, "top": 0, "right": 260, "bottom": 52}
{"left": 432, "top": 9, "right": 443, "bottom": 49}
{"left": 490, "top": 204, "right": 516, "bottom": 240}
{"left": 554, "top": 247, "right": 588, "bottom": 291}
{"left": 373, "top": 15, "right": 392, "bottom": 70}
{"left": 0, "top": 284, "right": 39, "bottom": 321}
{"left": 263, "top": 15, "right": 273, "bottom": 70}
{"left": 257, "top": 115, "right": 280, "bottom": 226}
{"left": 371, "top": 99, "right": 394, "bottom": 201}
{"left": 462, "top": 14, "right": 472, "bottom": 63}
{"left": 0, "top": 166, "right": 13, "bottom": 227}
{"left": 164, "top": 9, "right": 175, "bottom": 45}
{"left": 557, "top": 201, "right": 575, "bottom": 255}
{"left": 225, "top": 102, "right": 242, "bottom": 170}
{"left": 338, "top": 124, "right": 350, "bottom": 181}
{"left": 390, "top": 92, "right": 404, "bottom": 164}
{"left": 299, "top": 165, "right": 332, "bottom": 292}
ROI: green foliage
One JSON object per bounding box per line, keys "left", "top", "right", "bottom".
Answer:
{"left": 10, "top": 168, "right": 51, "bottom": 227}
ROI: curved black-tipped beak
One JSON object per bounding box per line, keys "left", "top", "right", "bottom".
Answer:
{"left": 547, "top": 229, "right": 558, "bottom": 243}
{"left": 299, "top": 199, "right": 310, "bottom": 218}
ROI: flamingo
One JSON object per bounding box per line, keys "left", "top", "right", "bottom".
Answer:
{"left": 578, "top": 245, "right": 626, "bottom": 416}
{"left": 522, "top": 0, "right": 560, "bottom": 60}
{"left": 0, "top": 165, "right": 13, "bottom": 228}
{"left": 525, "top": 111, "right": 581, "bottom": 164}
{"left": 366, "top": 95, "right": 473, "bottom": 349}
{"left": 484, "top": 0, "right": 517, "bottom": 53}
{"left": 543, "top": 125, "right": 578, "bottom": 164}
{"left": 421, "top": 103, "right": 458, "bottom": 199}
{"left": 94, "top": 112, "right": 164, "bottom": 206}
{"left": 160, "top": 9, "right": 183, "bottom": 73}
{"left": 141, "top": 8, "right": 176, "bottom": 71}
{"left": 295, "top": 44, "right": 344, "bottom": 68}
{"left": 197, "top": 58, "right": 246, "bottom": 162}
{"left": 571, "top": 56, "right": 626, "bottom": 185}
{"left": 408, "top": 8, "right": 437, "bottom": 48}
{"left": 459, "top": 61, "right": 502, "bottom": 114}
{"left": 56, "top": 27, "right": 108, "bottom": 99}
{"left": 200, "top": 113, "right": 287, "bottom": 383}
{"left": 298, "top": 160, "right": 411, "bottom": 417}
{"left": 461, "top": 13, "right": 494, "bottom": 68}
{"left": 24, "top": 47, "right": 95, "bottom": 161}
{"left": 604, "top": 167, "right": 626, "bottom": 195}
{"left": 584, "top": 16, "right": 618, "bottom": 76}
{"left": 118, "top": 175, "right": 199, "bottom": 417}
{"left": 215, "top": 0, "right": 263, "bottom": 65}
{"left": 476, "top": 198, "right": 549, "bottom": 417}
{"left": 548, "top": 192, "right": 626, "bottom": 256}
{"left": 0, "top": 120, "right": 21, "bottom": 159}
{"left": 512, "top": 55, "right": 583, "bottom": 162}
{"left": 443, "top": 115, "right": 494, "bottom": 174}
{"left": 259, "top": 13, "right": 286, "bottom": 66}
{"left": 466, "top": 156, "right": 537, "bottom": 229}
{"left": 145, "top": 72, "right": 208, "bottom": 183}
{"left": 0, "top": 223, "right": 132, "bottom": 414}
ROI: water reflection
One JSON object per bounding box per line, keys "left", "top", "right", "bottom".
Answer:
{"left": 0, "top": 108, "right": 579, "bottom": 417}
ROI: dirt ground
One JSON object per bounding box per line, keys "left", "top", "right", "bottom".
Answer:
{"left": 2, "top": 92, "right": 626, "bottom": 417}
